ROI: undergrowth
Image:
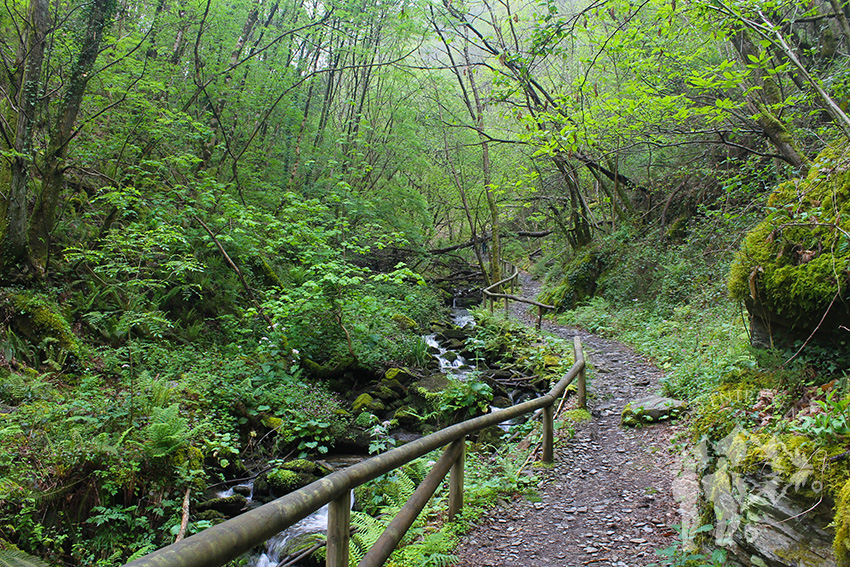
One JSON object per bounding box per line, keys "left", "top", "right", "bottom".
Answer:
{"left": 559, "top": 296, "right": 755, "bottom": 400}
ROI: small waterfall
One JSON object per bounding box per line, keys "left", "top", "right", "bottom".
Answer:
{"left": 249, "top": 504, "right": 332, "bottom": 567}
{"left": 451, "top": 307, "right": 475, "bottom": 328}
{"left": 424, "top": 334, "right": 474, "bottom": 380}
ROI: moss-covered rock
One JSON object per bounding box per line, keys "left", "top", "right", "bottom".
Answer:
{"left": 540, "top": 250, "right": 607, "bottom": 311}
{"left": 835, "top": 478, "right": 850, "bottom": 564}
{"left": 3, "top": 291, "right": 82, "bottom": 366}
{"left": 194, "top": 509, "right": 227, "bottom": 523}
{"left": 695, "top": 429, "right": 845, "bottom": 566}
{"left": 380, "top": 377, "right": 407, "bottom": 395}
{"left": 352, "top": 393, "right": 374, "bottom": 413}
{"left": 621, "top": 395, "right": 687, "bottom": 427}
{"left": 384, "top": 368, "right": 414, "bottom": 384}
{"left": 266, "top": 459, "right": 326, "bottom": 496}
{"left": 195, "top": 494, "right": 247, "bottom": 517}
{"left": 392, "top": 405, "right": 421, "bottom": 427}
{"left": 267, "top": 469, "right": 300, "bottom": 493}
{"left": 261, "top": 415, "right": 283, "bottom": 430}
{"left": 666, "top": 216, "right": 689, "bottom": 240}
{"left": 728, "top": 144, "right": 850, "bottom": 350}
{"left": 391, "top": 313, "right": 417, "bottom": 330}
{"left": 273, "top": 532, "right": 325, "bottom": 567}
{"left": 352, "top": 393, "right": 384, "bottom": 414}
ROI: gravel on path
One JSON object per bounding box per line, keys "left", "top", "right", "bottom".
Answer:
{"left": 454, "top": 273, "right": 681, "bottom": 567}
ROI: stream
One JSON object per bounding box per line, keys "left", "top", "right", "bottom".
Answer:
{"left": 243, "top": 307, "right": 492, "bottom": 566}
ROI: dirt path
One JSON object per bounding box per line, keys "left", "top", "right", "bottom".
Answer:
{"left": 454, "top": 274, "right": 681, "bottom": 567}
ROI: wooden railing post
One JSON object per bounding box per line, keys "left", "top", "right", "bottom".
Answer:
{"left": 574, "top": 336, "right": 586, "bottom": 410}
{"left": 448, "top": 439, "right": 465, "bottom": 521}
{"left": 327, "top": 490, "right": 351, "bottom": 567}
{"left": 542, "top": 405, "right": 554, "bottom": 463}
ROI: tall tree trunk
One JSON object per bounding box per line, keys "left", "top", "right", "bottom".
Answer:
{"left": 28, "top": 0, "right": 116, "bottom": 270}
{"left": 1, "top": 0, "right": 49, "bottom": 279}
{"left": 731, "top": 30, "right": 810, "bottom": 169}
{"left": 465, "top": 37, "right": 500, "bottom": 284}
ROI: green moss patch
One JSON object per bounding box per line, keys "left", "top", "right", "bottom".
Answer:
{"left": 728, "top": 144, "right": 850, "bottom": 338}
{"left": 540, "top": 250, "right": 607, "bottom": 311}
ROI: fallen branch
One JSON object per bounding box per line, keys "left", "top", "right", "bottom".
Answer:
{"left": 194, "top": 215, "right": 273, "bottom": 327}
{"left": 175, "top": 487, "right": 191, "bottom": 543}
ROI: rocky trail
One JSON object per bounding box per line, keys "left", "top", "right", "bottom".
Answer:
{"left": 454, "top": 273, "right": 683, "bottom": 567}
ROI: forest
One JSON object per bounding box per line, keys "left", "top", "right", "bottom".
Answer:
{"left": 0, "top": 0, "right": 849, "bottom": 565}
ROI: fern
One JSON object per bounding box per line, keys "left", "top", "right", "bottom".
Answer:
{"left": 0, "top": 549, "right": 53, "bottom": 567}
{"left": 349, "top": 511, "right": 387, "bottom": 566}
{"left": 349, "top": 456, "right": 461, "bottom": 567}
{"left": 144, "top": 404, "right": 192, "bottom": 458}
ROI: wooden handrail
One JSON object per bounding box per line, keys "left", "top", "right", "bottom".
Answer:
{"left": 482, "top": 261, "right": 555, "bottom": 328}
{"left": 123, "top": 339, "right": 586, "bottom": 567}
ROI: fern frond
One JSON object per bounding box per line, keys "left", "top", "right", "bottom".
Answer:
{"left": 426, "top": 552, "right": 459, "bottom": 567}
{"left": 0, "top": 549, "right": 53, "bottom": 567}
{"left": 349, "top": 511, "right": 388, "bottom": 567}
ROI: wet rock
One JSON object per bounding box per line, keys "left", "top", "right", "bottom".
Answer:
{"left": 269, "top": 532, "right": 325, "bottom": 567}
{"left": 621, "top": 395, "right": 687, "bottom": 426}
{"left": 390, "top": 430, "right": 422, "bottom": 445}
{"left": 392, "top": 405, "right": 421, "bottom": 427}
{"left": 196, "top": 494, "right": 248, "bottom": 517}
{"left": 438, "top": 328, "right": 469, "bottom": 341}
{"left": 411, "top": 373, "right": 449, "bottom": 395}
{"left": 491, "top": 395, "right": 512, "bottom": 408}
{"left": 702, "top": 468, "right": 836, "bottom": 567}
{"left": 253, "top": 473, "right": 272, "bottom": 501}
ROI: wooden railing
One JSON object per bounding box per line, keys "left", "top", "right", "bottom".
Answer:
{"left": 482, "top": 261, "right": 555, "bottom": 329}
{"left": 123, "top": 339, "right": 586, "bottom": 567}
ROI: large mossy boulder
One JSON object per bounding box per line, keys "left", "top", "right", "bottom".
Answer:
{"left": 2, "top": 291, "right": 82, "bottom": 366}
{"left": 540, "top": 250, "right": 607, "bottom": 311}
{"left": 728, "top": 145, "right": 850, "bottom": 352}
{"left": 691, "top": 430, "right": 840, "bottom": 567}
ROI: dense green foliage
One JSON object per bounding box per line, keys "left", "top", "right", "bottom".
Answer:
{"left": 1, "top": 0, "right": 850, "bottom": 564}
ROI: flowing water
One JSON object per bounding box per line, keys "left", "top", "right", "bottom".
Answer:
{"left": 249, "top": 503, "right": 333, "bottom": 567}
{"left": 423, "top": 307, "right": 476, "bottom": 380}
{"left": 243, "top": 307, "right": 477, "bottom": 565}
{"left": 215, "top": 480, "right": 352, "bottom": 567}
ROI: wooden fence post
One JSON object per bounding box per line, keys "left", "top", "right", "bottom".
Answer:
{"left": 542, "top": 405, "right": 554, "bottom": 463}
{"left": 574, "top": 336, "right": 586, "bottom": 410}
{"left": 327, "top": 490, "right": 351, "bottom": 567}
{"left": 448, "top": 439, "right": 465, "bottom": 521}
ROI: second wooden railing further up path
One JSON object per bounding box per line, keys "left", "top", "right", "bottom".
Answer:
{"left": 483, "top": 260, "right": 556, "bottom": 329}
